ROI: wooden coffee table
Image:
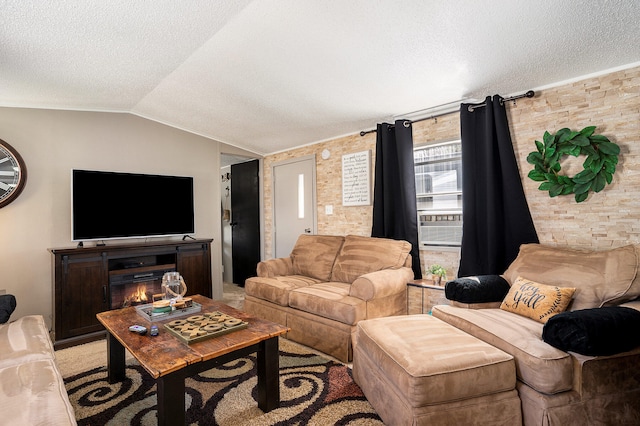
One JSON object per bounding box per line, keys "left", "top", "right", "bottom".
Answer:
{"left": 96, "top": 295, "right": 289, "bottom": 426}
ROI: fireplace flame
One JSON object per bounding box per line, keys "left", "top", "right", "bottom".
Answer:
{"left": 123, "top": 285, "right": 148, "bottom": 307}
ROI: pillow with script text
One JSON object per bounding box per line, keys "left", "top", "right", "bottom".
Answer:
{"left": 500, "top": 276, "right": 575, "bottom": 324}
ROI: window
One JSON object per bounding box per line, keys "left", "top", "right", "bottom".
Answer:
{"left": 414, "top": 140, "right": 462, "bottom": 247}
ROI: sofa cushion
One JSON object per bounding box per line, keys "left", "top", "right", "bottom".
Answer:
{"left": 0, "top": 315, "right": 55, "bottom": 369}
{"left": 500, "top": 276, "right": 575, "bottom": 324}
{"left": 331, "top": 235, "right": 411, "bottom": 283}
{"left": 290, "top": 234, "right": 344, "bottom": 281}
{"left": 620, "top": 244, "right": 640, "bottom": 305}
{"left": 503, "top": 244, "right": 638, "bottom": 311}
{"left": 621, "top": 299, "right": 640, "bottom": 312}
{"left": 542, "top": 306, "right": 640, "bottom": 356}
{"left": 432, "top": 305, "right": 574, "bottom": 394}
{"left": 288, "top": 283, "right": 367, "bottom": 325}
{"left": 244, "top": 275, "right": 322, "bottom": 306}
{"left": 0, "top": 359, "right": 77, "bottom": 425}
{"left": 445, "top": 275, "right": 511, "bottom": 304}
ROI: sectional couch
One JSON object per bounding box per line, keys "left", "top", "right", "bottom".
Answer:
{"left": 0, "top": 295, "right": 76, "bottom": 425}
{"left": 244, "top": 234, "right": 414, "bottom": 362}
{"left": 353, "top": 243, "right": 640, "bottom": 425}
{"left": 433, "top": 243, "right": 640, "bottom": 425}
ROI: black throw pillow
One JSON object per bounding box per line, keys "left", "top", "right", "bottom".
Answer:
{"left": 444, "top": 275, "right": 511, "bottom": 304}
{"left": 0, "top": 294, "right": 17, "bottom": 324}
{"left": 542, "top": 306, "right": 640, "bottom": 356}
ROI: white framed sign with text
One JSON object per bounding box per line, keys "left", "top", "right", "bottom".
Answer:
{"left": 342, "top": 150, "right": 371, "bottom": 206}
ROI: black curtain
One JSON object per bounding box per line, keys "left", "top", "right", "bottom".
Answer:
{"left": 372, "top": 120, "right": 422, "bottom": 279}
{"left": 458, "top": 96, "right": 538, "bottom": 277}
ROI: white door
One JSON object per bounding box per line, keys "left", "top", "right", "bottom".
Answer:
{"left": 272, "top": 155, "right": 316, "bottom": 258}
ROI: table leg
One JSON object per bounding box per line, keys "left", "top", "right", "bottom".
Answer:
{"left": 157, "top": 371, "right": 186, "bottom": 426}
{"left": 256, "top": 336, "right": 280, "bottom": 412}
{"left": 106, "top": 332, "right": 125, "bottom": 383}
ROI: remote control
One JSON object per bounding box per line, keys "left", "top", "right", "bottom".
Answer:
{"left": 129, "top": 325, "right": 147, "bottom": 335}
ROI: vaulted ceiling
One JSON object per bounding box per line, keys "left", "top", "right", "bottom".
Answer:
{"left": 2, "top": 1, "right": 640, "bottom": 155}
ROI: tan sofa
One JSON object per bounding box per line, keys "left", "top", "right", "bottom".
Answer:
{"left": 433, "top": 243, "right": 640, "bottom": 425}
{"left": 244, "top": 234, "right": 414, "bottom": 362}
{"left": 0, "top": 313, "right": 77, "bottom": 425}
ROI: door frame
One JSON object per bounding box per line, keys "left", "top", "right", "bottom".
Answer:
{"left": 271, "top": 154, "right": 317, "bottom": 257}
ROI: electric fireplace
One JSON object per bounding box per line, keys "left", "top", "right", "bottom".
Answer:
{"left": 109, "top": 266, "right": 175, "bottom": 309}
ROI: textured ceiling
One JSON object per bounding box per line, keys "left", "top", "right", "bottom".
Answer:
{"left": 2, "top": 1, "right": 640, "bottom": 155}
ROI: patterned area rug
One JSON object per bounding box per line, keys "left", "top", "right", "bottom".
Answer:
{"left": 58, "top": 339, "right": 382, "bottom": 425}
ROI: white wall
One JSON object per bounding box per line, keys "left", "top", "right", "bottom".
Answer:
{"left": 220, "top": 165, "right": 233, "bottom": 283}
{"left": 0, "top": 107, "right": 254, "bottom": 328}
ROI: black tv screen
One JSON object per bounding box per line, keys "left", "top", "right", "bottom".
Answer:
{"left": 72, "top": 169, "right": 195, "bottom": 241}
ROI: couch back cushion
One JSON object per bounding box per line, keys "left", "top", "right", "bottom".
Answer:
{"left": 330, "top": 235, "right": 412, "bottom": 283}
{"left": 503, "top": 244, "right": 638, "bottom": 311}
{"left": 623, "top": 244, "right": 640, "bottom": 305}
{"left": 290, "top": 234, "right": 345, "bottom": 281}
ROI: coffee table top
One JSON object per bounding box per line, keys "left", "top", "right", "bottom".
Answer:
{"left": 96, "top": 295, "right": 289, "bottom": 379}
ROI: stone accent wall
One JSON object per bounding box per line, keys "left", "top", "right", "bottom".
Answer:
{"left": 263, "top": 132, "right": 376, "bottom": 258}
{"left": 263, "top": 65, "right": 640, "bottom": 279}
{"left": 510, "top": 66, "right": 640, "bottom": 249}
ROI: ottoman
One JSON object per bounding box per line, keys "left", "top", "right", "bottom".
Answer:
{"left": 353, "top": 315, "right": 522, "bottom": 425}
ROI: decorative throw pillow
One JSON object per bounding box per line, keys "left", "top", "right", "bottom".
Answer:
{"left": 500, "top": 276, "right": 575, "bottom": 324}
{"left": 0, "top": 294, "right": 17, "bottom": 324}
{"left": 445, "top": 275, "right": 511, "bottom": 304}
{"left": 542, "top": 306, "right": 640, "bottom": 356}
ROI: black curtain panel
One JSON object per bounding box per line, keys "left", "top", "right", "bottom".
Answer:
{"left": 372, "top": 120, "right": 422, "bottom": 279}
{"left": 458, "top": 96, "right": 538, "bottom": 277}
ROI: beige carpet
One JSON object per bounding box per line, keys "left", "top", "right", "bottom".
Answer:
{"left": 56, "top": 338, "right": 381, "bottom": 425}
{"left": 222, "top": 282, "right": 245, "bottom": 311}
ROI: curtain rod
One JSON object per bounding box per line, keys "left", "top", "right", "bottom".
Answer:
{"left": 359, "top": 90, "right": 535, "bottom": 136}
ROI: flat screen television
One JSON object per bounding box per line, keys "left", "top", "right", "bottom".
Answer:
{"left": 72, "top": 169, "right": 195, "bottom": 241}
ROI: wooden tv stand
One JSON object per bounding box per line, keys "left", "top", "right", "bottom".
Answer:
{"left": 50, "top": 239, "right": 213, "bottom": 349}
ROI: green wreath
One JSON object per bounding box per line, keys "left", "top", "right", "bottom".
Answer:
{"left": 526, "top": 126, "right": 620, "bottom": 203}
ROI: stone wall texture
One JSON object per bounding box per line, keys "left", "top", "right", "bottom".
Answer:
{"left": 263, "top": 65, "right": 640, "bottom": 280}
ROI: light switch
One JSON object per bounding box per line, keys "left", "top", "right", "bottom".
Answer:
{"left": 325, "top": 205, "right": 333, "bottom": 215}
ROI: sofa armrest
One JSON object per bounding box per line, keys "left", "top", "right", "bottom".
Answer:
{"left": 256, "top": 257, "right": 294, "bottom": 278}
{"left": 350, "top": 267, "right": 414, "bottom": 301}
{"left": 445, "top": 275, "right": 511, "bottom": 305}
